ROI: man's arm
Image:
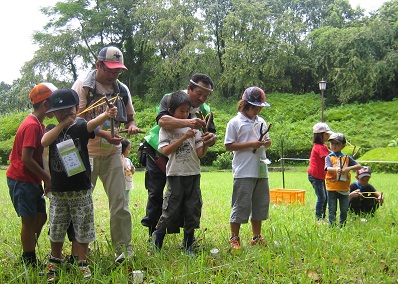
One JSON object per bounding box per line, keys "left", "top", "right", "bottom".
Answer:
{"left": 156, "top": 94, "right": 206, "bottom": 130}
{"left": 123, "top": 87, "right": 142, "bottom": 135}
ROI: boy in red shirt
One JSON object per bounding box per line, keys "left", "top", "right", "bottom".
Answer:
{"left": 7, "top": 83, "right": 57, "bottom": 267}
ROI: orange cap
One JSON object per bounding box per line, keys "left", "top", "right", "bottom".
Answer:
{"left": 29, "top": 83, "right": 58, "bottom": 104}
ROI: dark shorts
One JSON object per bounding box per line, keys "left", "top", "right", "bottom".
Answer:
{"left": 8, "top": 177, "right": 46, "bottom": 217}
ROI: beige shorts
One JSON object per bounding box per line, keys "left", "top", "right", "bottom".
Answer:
{"left": 49, "top": 189, "right": 95, "bottom": 243}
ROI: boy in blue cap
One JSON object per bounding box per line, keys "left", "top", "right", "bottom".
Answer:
{"left": 325, "top": 132, "right": 361, "bottom": 226}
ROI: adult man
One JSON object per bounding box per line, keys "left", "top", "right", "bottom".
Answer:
{"left": 72, "top": 46, "right": 141, "bottom": 263}
{"left": 141, "top": 73, "right": 217, "bottom": 239}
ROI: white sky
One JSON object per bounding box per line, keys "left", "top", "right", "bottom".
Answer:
{"left": 0, "top": 0, "right": 388, "bottom": 85}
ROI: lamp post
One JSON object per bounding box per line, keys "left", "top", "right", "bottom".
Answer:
{"left": 319, "top": 79, "right": 327, "bottom": 122}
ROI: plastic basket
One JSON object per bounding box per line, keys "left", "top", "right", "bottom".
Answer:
{"left": 270, "top": 188, "right": 306, "bottom": 204}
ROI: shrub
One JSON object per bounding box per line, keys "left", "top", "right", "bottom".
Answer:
{"left": 357, "top": 147, "right": 398, "bottom": 173}
{"left": 212, "top": 151, "right": 233, "bottom": 170}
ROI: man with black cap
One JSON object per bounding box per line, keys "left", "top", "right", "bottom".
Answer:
{"left": 72, "top": 46, "right": 141, "bottom": 263}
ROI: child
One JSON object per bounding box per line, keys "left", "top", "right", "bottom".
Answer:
{"left": 152, "top": 91, "right": 209, "bottom": 255}
{"left": 325, "top": 132, "right": 361, "bottom": 226}
{"left": 41, "top": 88, "right": 117, "bottom": 280}
{"left": 349, "top": 166, "right": 384, "bottom": 217}
{"left": 121, "top": 138, "right": 135, "bottom": 203}
{"left": 307, "top": 122, "right": 333, "bottom": 220}
{"left": 7, "top": 82, "right": 57, "bottom": 267}
{"left": 224, "top": 86, "right": 271, "bottom": 250}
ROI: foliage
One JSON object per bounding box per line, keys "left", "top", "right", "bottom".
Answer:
{"left": 4, "top": 0, "right": 398, "bottom": 112}
{"left": 0, "top": 94, "right": 397, "bottom": 168}
{"left": 212, "top": 151, "right": 233, "bottom": 170}
{"left": 388, "top": 138, "right": 397, "bottom": 147}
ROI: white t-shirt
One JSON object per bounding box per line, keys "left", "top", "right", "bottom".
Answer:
{"left": 158, "top": 127, "right": 203, "bottom": 176}
{"left": 224, "top": 112, "right": 269, "bottom": 179}
{"left": 124, "top": 157, "right": 134, "bottom": 190}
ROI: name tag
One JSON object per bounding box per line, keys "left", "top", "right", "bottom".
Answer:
{"left": 56, "top": 139, "right": 86, "bottom": 177}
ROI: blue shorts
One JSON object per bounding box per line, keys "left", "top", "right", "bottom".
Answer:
{"left": 8, "top": 177, "right": 46, "bottom": 217}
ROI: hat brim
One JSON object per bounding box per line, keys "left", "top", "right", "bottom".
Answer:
{"left": 248, "top": 101, "right": 270, "bottom": 107}
{"left": 103, "top": 61, "right": 128, "bottom": 70}
{"left": 328, "top": 138, "right": 343, "bottom": 143}
{"left": 314, "top": 130, "right": 333, "bottom": 134}
{"left": 358, "top": 173, "right": 371, "bottom": 179}
{"left": 46, "top": 104, "right": 78, "bottom": 113}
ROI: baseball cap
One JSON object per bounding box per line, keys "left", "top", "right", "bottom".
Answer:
{"left": 29, "top": 83, "right": 58, "bottom": 105}
{"left": 328, "top": 132, "right": 346, "bottom": 144}
{"left": 98, "top": 46, "right": 128, "bottom": 70}
{"left": 357, "top": 166, "right": 371, "bottom": 179}
{"left": 46, "top": 88, "right": 79, "bottom": 113}
{"left": 313, "top": 122, "right": 333, "bottom": 134}
{"left": 242, "top": 86, "right": 270, "bottom": 107}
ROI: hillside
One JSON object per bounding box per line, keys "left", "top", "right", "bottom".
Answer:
{"left": 135, "top": 93, "right": 398, "bottom": 163}
{"left": 1, "top": 93, "right": 397, "bottom": 166}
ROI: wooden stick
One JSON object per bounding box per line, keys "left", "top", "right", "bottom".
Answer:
{"left": 104, "top": 97, "right": 115, "bottom": 138}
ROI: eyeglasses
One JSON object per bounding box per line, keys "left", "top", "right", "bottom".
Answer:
{"left": 100, "top": 63, "right": 123, "bottom": 76}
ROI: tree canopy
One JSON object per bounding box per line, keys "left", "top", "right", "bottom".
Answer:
{"left": 2, "top": 0, "right": 398, "bottom": 113}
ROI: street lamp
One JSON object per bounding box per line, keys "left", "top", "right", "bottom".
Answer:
{"left": 319, "top": 79, "right": 327, "bottom": 122}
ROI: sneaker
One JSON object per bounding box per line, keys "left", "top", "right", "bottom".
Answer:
{"left": 64, "top": 255, "right": 76, "bottom": 271}
{"left": 229, "top": 236, "right": 241, "bottom": 250}
{"left": 114, "top": 249, "right": 135, "bottom": 265}
{"left": 46, "top": 256, "right": 62, "bottom": 282}
{"left": 250, "top": 235, "right": 268, "bottom": 246}
{"left": 78, "top": 261, "right": 91, "bottom": 280}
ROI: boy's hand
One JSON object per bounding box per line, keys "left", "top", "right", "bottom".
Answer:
{"left": 60, "top": 116, "right": 75, "bottom": 128}
{"left": 106, "top": 105, "right": 118, "bottom": 119}
{"left": 252, "top": 138, "right": 270, "bottom": 149}
{"left": 43, "top": 176, "right": 51, "bottom": 195}
{"left": 351, "top": 189, "right": 360, "bottom": 197}
{"left": 183, "top": 128, "right": 196, "bottom": 139}
{"left": 263, "top": 137, "right": 271, "bottom": 148}
{"left": 202, "top": 132, "right": 217, "bottom": 146}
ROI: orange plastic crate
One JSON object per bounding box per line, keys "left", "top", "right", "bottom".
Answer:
{"left": 270, "top": 188, "right": 306, "bottom": 204}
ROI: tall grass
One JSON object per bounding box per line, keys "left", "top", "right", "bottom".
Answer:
{"left": 0, "top": 169, "right": 397, "bottom": 283}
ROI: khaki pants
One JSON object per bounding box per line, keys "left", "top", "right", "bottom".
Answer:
{"left": 91, "top": 153, "right": 132, "bottom": 253}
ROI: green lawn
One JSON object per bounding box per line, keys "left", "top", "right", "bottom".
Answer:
{"left": 1, "top": 169, "right": 397, "bottom": 283}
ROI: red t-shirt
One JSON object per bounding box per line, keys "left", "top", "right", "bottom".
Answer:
{"left": 6, "top": 114, "right": 45, "bottom": 185}
{"left": 307, "top": 143, "right": 329, "bottom": 180}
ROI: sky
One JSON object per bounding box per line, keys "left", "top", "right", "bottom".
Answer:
{"left": 0, "top": 0, "right": 387, "bottom": 85}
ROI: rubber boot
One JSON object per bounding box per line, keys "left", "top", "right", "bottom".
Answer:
{"left": 153, "top": 231, "right": 165, "bottom": 249}
{"left": 148, "top": 226, "right": 156, "bottom": 242}
{"left": 183, "top": 232, "right": 194, "bottom": 255}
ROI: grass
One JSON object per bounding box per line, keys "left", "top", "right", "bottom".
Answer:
{"left": 0, "top": 169, "right": 397, "bottom": 283}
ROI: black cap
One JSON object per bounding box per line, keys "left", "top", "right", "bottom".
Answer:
{"left": 46, "top": 88, "right": 79, "bottom": 113}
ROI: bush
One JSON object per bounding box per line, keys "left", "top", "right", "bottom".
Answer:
{"left": 0, "top": 137, "right": 14, "bottom": 164}
{"left": 357, "top": 147, "right": 398, "bottom": 173}
{"left": 212, "top": 151, "right": 233, "bottom": 170}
